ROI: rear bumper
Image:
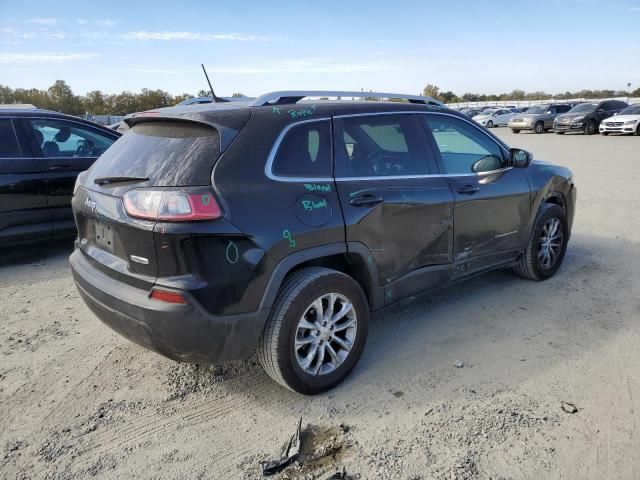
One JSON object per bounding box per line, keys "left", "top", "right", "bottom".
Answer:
{"left": 70, "top": 249, "right": 268, "bottom": 364}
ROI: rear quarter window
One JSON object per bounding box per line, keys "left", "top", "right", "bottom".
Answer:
{"left": 87, "top": 121, "right": 221, "bottom": 186}
{"left": 271, "top": 120, "right": 331, "bottom": 178}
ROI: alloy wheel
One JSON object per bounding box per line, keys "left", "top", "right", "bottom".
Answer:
{"left": 294, "top": 293, "right": 357, "bottom": 376}
{"left": 538, "top": 217, "right": 564, "bottom": 270}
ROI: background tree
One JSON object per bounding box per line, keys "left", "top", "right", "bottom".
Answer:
{"left": 422, "top": 84, "right": 441, "bottom": 100}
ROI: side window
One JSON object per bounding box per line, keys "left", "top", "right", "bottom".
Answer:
{"left": 335, "top": 114, "right": 431, "bottom": 177}
{"left": 0, "top": 119, "right": 22, "bottom": 158}
{"left": 557, "top": 105, "right": 570, "bottom": 113}
{"left": 424, "top": 115, "right": 506, "bottom": 175}
{"left": 546, "top": 106, "right": 557, "bottom": 114}
{"left": 27, "top": 119, "right": 115, "bottom": 158}
{"left": 600, "top": 102, "right": 612, "bottom": 111}
{"left": 271, "top": 120, "right": 331, "bottom": 178}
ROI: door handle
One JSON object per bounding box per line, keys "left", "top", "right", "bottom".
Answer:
{"left": 350, "top": 194, "right": 384, "bottom": 206}
{"left": 456, "top": 184, "right": 480, "bottom": 194}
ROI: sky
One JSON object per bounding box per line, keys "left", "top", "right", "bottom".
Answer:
{"left": 1, "top": 0, "right": 639, "bottom": 97}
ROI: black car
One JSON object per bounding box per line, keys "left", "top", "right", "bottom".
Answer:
{"left": 69, "top": 91, "right": 576, "bottom": 394}
{"left": 0, "top": 106, "right": 120, "bottom": 246}
{"left": 554, "top": 100, "right": 628, "bottom": 135}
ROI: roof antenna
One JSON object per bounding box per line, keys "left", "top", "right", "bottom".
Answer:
{"left": 201, "top": 64, "right": 228, "bottom": 103}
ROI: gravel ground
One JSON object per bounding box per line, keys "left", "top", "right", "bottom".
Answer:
{"left": 1, "top": 129, "right": 639, "bottom": 479}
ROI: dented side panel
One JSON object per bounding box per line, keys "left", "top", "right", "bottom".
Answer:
{"left": 448, "top": 168, "right": 532, "bottom": 274}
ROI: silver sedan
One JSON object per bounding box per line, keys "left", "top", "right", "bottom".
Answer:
{"left": 472, "top": 108, "right": 520, "bottom": 128}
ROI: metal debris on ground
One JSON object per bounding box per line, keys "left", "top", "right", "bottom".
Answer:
{"left": 561, "top": 401, "right": 579, "bottom": 414}
{"left": 454, "top": 360, "right": 464, "bottom": 368}
{"left": 262, "top": 417, "right": 302, "bottom": 476}
{"left": 324, "top": 466, "right": 347, "bottom": 479}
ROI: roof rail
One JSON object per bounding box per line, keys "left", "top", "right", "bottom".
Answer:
{"left": 248, "top": 91, "right": 443, "bottom": 107}
{"left": 0, "top": 103, "right": 37, "bottom": 109}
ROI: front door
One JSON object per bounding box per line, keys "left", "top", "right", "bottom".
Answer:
{"left": 21, "top": 117, "right": 117, "bottom": 237}
{"left": 333, "top": 113, "right": 455, "bottom": 305}
{"left": 421, "top": 113, "right": 531, "bottom": 275}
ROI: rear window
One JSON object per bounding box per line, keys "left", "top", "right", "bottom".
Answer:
{"left": 271, "top": 120, "right": 331, "bottom": 178}
{"left": 87, "top": 121, "right": 220, "bottom": 186}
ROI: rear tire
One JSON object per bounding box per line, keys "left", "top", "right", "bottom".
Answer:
{"left": 585, "top": 119, "right": 597, "bottom": 135}
{"left": 511, "top": 129, "right": 521, "bottom": 134}
{"left": 534, "top": 122, "right": 544, "bottom": 134}
{"left": 514, "top": 204, "right": 568, "bottom": 281}
{"left": 555, "top": 130, "right": 565, "bottom": 135}
{"left": 257, "top": 267, "right": 369, "bottom": 394}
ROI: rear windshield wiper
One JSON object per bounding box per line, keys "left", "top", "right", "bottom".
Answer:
{"left": 94, "top": 176, "right": 149, "bottom": 186}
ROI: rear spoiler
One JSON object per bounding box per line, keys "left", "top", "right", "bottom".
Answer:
{"left": 125, "top": 107, "right": 251, "bottom": 151}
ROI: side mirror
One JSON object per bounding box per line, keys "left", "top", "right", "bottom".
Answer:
{"left": 510, "top": 148, "right": 532, "bottom": 168}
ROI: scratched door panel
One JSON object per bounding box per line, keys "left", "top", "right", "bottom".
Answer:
{"left": 333, "top": 114, "right": 455, "bottom": 287}
{"left": 337, "top": 179, "right": 454, "bottom": 285}
{"left": 449, "top": 168, "right": 531, "bottom": 268}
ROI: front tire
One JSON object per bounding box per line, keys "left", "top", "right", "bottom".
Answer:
{"left": 511, "top": 129, "right": 521, "bottom": 134}
{"left": 601, "top": 132, "right": 609, "bottom": 136}
{"left": 514, "top": 204, "right": 569, "bottom": 281}
{"left": 486, "top": 120, "right": 494, "bottom": 128}
{"left": 585, "top": 119, "right": 597, "bottom": 135}
{"left": 634, "top": 125, "right": 640, "bottom": 136}
{"left": 534, "top": 122, "right": 544, "bottom": 134}
{"left": 257, "top": 267, "right": 369, "bottom": 394}
{"left": 555, "top": 130, "right": 565, "bottom": 135}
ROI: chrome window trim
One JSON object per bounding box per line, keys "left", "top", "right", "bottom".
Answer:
{"left": 265, "top": 117, "right": 333, "bottom": 182}
{"left": 265, "top": 111, "right": 512, "bottom": 182}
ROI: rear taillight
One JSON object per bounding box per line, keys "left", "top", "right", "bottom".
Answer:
{"left": 123, "top": 189, "right": 222, "bottom": 222}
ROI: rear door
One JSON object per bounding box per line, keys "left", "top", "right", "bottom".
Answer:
{"left": 333, "top": 113, "right": 455, "bottom": 304}
{"left": 0, "top": 117, "right": 50, "bottom": 245}
{"left": 21, "top": 117, "right": 118, "bottom": 237}
{"left": 422, "top": 113, "right": 531, "bottom": 275}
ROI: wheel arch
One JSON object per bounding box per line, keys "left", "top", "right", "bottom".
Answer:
{"left": 259, "top": 243, "right": 383, "bottom": 313}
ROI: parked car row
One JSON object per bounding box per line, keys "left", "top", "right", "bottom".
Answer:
{"left": 552, "top": 100, "right": 631, "bottom": 135}
{"left": 457, "top": 100, "right": 638, "bottom": 136}
{"left": 507, "top": 100, "right": 636, "bottom": 136}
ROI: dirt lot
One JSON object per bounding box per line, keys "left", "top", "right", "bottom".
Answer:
{"left": 1, "top": 129, "right": 639, "bottom": 480}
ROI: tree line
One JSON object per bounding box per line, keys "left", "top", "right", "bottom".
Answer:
{"left": 422, "top": 84, "right": 640, "bottom": 104}
{"left": 1, "top": 80, "right": 638, "bottom": 116}
{"left": 0, "top": 80, "right": 245, "bottom": 116}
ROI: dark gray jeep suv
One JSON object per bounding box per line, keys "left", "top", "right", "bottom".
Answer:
{"left": 70, "top": 91, "right": 577, "bottom": 394}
